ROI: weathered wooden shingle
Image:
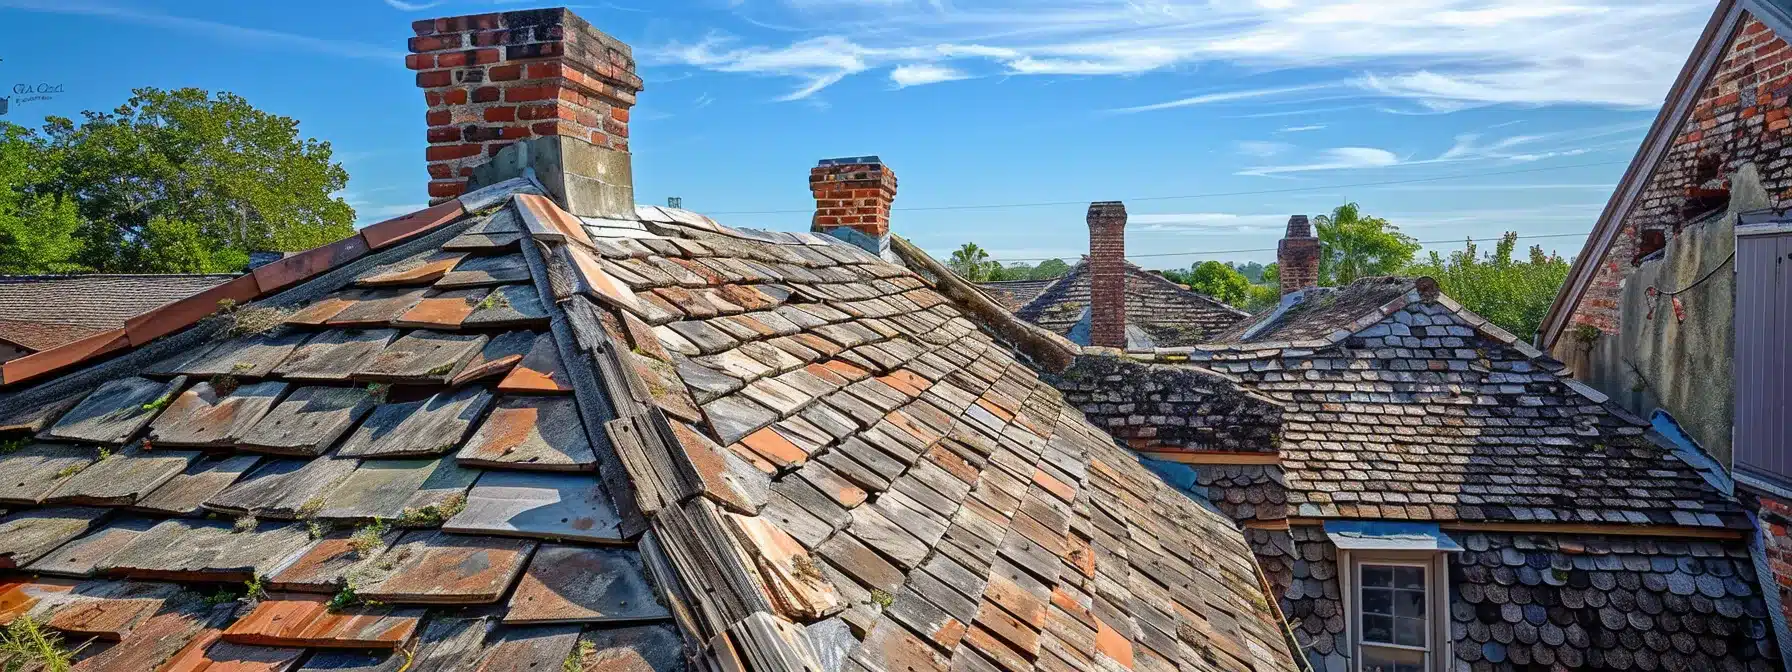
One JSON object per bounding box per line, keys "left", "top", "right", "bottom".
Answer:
{"left": 26, "top": 517, "right": 159, "bottom": 577}
{"left": 354, "top": 330, "right": 488, "bottom": 384}
{"left": 0, "top": 444, "right": 98, "bottom": 505}
{"left": 504, "top": 545, "right": 669, "bottom": 624}
{"left": 0, "top": 506, "right": 108, "bottom": 569}
{"left": 455, "top": 397, "right": 595, "bottom": 471}
{"left": 337, "top": 386, "right": 493, "bottom": 458}
{"left": 356, "top": 530, "right": 538, "bottom": 605}
{"left": 164, "top": 331, "right": 310, "bottom": 379}
{"left": 438, "top": 253, "right": 531, "bottom": 288}
{"left": 222, "top": 593, "right": 422, "bottom": 649}
{"left": 315, "top": 455, "right": 478, "bottom": 520}
{"left": 463, "top": 284, "right": 549, "bottom": 327}
{"left": 130, "top": 454, "right": 262, "bottom": 516}
{"left": 43, "top": 376, "right": 185, "bottom": 444}
{"left": 147, "top": 380, "right": 289, "bottom": 448}
{"left": 443, "top": 471, "right": 623, "bottom": 543}
{"left": 100, "top": 519, "right": 312, "bottom": 581}
{"left": 238, "top": 387, "right": 375, "bottom": 456}
{"left": 271, "top": 329, "right": 398, "bottom": 381}
{"left": 204, "top": 453, "right": 361, "bottom": 519}
{"left": 44, "top": 443, "right": 197, "bottom": 506}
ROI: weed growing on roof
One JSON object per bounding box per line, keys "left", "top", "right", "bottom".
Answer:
{"left": 52, "top": 463, "right": 84, "bottom": 479}
{"left": 243, "top": 575, "right": 269, "bottom": 602}
{"left": 365, "top": 383, "right": 391, "bottom": 404}
{"left": 200, "top": 586, "right": 242, "bottom": 607}
{"left": 297, "top": 496, "right": 325, "bottom": 520}
{"left": 0, "top": 616, "right": 76, "bottom": 672}
{"left": 233, "top": 513, "right": 258, "bottom": 533}
{"left": 326, "top": 581, "right": 364, "bottom": 613}
{"left": 306, "top": 519, "right": 334, "bottom": 540}
{"left": 475, "top": 290, "right": 510, "bottom": 311}
{"left": 394, "top": 494, "right": 465, "bottom": 528}
{"left": 0, "top": 437, "right": 29, "bottom": 455}
{"left": 870, "top": 589, "right": 894, "bottom": 609}
{"left": 141, "top": 391, "right": 174, "bottom": 413}
{"left": 791, "top": 555, "right": 823, "bottom": 583}
{"left": 562, "top": 639, "right": 597, "bottom": 672}
{"left": 216, "top": 298, "right": 291, "bottom": 338}
{"left": 349, "top": 519, "right": 390, "bottom": 558}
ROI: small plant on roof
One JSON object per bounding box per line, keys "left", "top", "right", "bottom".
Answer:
{"left": 220, "top": 305, "right": 291, "bottom": 338}
{"left": 233, "top": 513, "right": 258, "bottom": 533}
{"left": 243, "top": 575, "right": 269, "bottom": 602}
{"left": 305, "top": 519, "right": 334, "bottom": 540}
{"left": 0, "top": 436, "right": 30, "bottom": 455}
{"left": 365, "top": 382, "right": 391, "bottom": 404}
{"left": 200, "top": 586, "right": 243, "bottom": 607}
{"left": 349, "top": 519, "right": 390, "bottom": 558}
{"left": 869, "top": 589, "right": 894, "bottom": 609}
{"left": 141, "top": 391, "right": 175, "bottom": 413}
{"left": 210, "top": 373, "right": 241, "bottom": 396}
{"left": 297, "top": 496, "right": 326, "bottom": 520}
{"left": 474, "top": 290, "right": 510, "bottom": 311}
{"left": 394, "top": 494, "right": 465, "bottom": 528}
{"left": 562, "top": 639, "right": 597, "bottom": 672}
{"left": 52, "top": 463, "right": 85, "bottom": 479}
{"left": 326, "top": 581, "right": 364, "bottom": 613}
{"left": 0, "top": 616, "right": 76, "bottom": 672}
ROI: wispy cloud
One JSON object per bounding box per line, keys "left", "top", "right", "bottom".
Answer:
{"left": 891, "top": 63, "right": 971, "bottom": 87}
{"left": 1108, "top": 83, "right": 1339, "bottom": 114}
{"left": 1279, "top": 124, "right": 1326, "bottom": 133}
{"left": 1236, "top": 140, "right": 1293, "bottom": 158}
{"left": 655, "top": 0, "right": 1707, "bottom": 107}
{"left": 382, "top": 0, "right": 444, "bottom": 10}
{"left": 1132, "top": 212, "right": 1291, "bottom": 234}
{"left": 1, "top": 0, "right": 402, "bottom": 60}
{"left": 1239, "top": 147, "right": 1400, "bottom": 177}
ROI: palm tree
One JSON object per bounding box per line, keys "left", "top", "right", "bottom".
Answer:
{"left": 949, "top": 242, "right": 994, "bottom": 281}
{"left": 1313, "top": 202, "right": 1420, "bottom": 286}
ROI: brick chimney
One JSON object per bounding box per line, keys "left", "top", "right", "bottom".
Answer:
{"left": 811, "top": 157, "right": 897, "bottom": 258}
{"left": 407, "top": 8, "right": 642, "bottom": 215}
{"left": 1278, "top": 215, "right": 1319, "bottom": 295}
{"left": 1087, "top": 201, "right": 1127, "bottom": 349}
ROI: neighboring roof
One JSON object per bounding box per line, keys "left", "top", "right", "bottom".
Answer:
{"left": 1140, "top": 276, "right": 1748, "bottom": 530}
{"left": 1538, "top": 0, "right": 1786, "bottom": 349}
{"left": 974, "top": 278, "right": 1055, "bottom": 312}
{"left": 0, "top": 181, "right": 1299, "bottom": 671}
{"left": 990, "top": 261, "right": 1249, "bottom": 348}
{"left": 0, "top": 275, "right": 236, "bottom": 352}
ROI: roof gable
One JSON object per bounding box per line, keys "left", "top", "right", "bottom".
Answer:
{"left": 993, "top": 261, "right": 1248, "bottom": 348}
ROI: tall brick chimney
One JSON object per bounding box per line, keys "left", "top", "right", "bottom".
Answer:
{"left": 811, "top": 157, "right": 897, "bottom": 258}
{"left": 407, "top": 8, "right": 642, "bottom": 215}
{"left": 1087, "top": 201, "right": 1128, "bottom": 349}
{"left": 1278, "top": 215, "right": 1320, "bottom": 294}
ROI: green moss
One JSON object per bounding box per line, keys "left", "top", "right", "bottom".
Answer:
{"left": 870, "top": 589, "right": 894, "bottom": 609}
{"left": 52, "top": 464, "right": 84, "bottom": 479}
{"left": 475, "top": 290, "right": 510, "bottom": 311}
{"left": 141, "top": 392, "right": 174, "bottom": 413}
{"left": 394, "top": 494, "right": 465, "bottom": 528}
{"left": 563, "top": 640, "right": 597, "bottom": 672}
{"left": 365, "top": 383, "right": 391, "bottom": 404}
{"left": 0, "top": 437, "right": 30, "bottom": 455}
{"left": 209, "top": 373, "right": 241, "bottom": 396}
{"left": 349, "top": 520, "right": 390, "bottom": 558}
{"left": 232, "top": 513, "right": 258, "bottom": 533}
{"left": 326, "top": 582, "right": 364, "bottom": 613}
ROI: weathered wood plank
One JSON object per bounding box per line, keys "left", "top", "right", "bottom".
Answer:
{"left": 148, "top": 381, "right": 289, "bottom": 448}
{"left": 130, "top": 454, "right": 261, "bottom": 516}
{"left": 100, "top": 519, "right": 313, "bottom": 582}
{"left": 0, "top": 506, "right": 110, "bottom": 569}
{"left": 354, "top": 330, "right": 488, "bottom": 384}
{"left": 239, "top": 387, "right": 376, "bottom": 456}
{"left": 392, "top": 288, "right": 488, "bottom": 329}
{"left": 571, "top": 625, "right": 687, "bottom": 672}
{"left": 26, "top": 517, "right": 158, "bottom": 577}
{"left": 337, "top": 387, "right": 493, "bottom": 458}
{"left": 323, "top": 289, "right": 429, "bottom": 327}
{"left": 204, "top": 453, "right": 361, "bottom": 519}
{"left": 496, "top": 333, "right": 572, "bottom": 394}
{"left": 442, "top": 470, "right": 623, "bottom": 543}
{"left": 222, "top": 593, "right": 422, "bottom": 649}
{"left": 463, "top": 284, "right": 549, "bottom": 328}
{"left": 283, "top": 291, "right": 364, "bottom": 327}
{"left": 503, "top": 545, "right": 668, "bottom": 624}
{"left": 355, "top": 530, "right": 537, "bottom": 605}
{"left": 437, "top": 253, "right": 531, "bottom": 288}
{"left": 0, "top": 390, "right": 85, "bottom": 433}
{"left": 315, "top": 456, "right": 477, "bottom": 521}
{"left": 166, "top": 331, "right": 309, "bottom": 379}
{"left": 44, "top": 443, "right": 198, "bottom": 506}
{"left": 267, "top": 528, "right": 403, "bottom": 593}
{"left": 0, "top": 444, "right": 98, "bottom": 505}
{"left": 43, "top": 376, "right": 185, "bottom": 445}
{"left": 448, "top": 330, "right": 538, "bottom": 387}
{"left": 471, "top": 624, "right": 582, "bottom": 670}
{"left": 455, "top": 397, "right": 595, "bottom": 472}
{"left": 356, "top": 251, "right": 465, "bottom": 287}
{"left": 271, "top": 329, "right": 398, "bottom": 381}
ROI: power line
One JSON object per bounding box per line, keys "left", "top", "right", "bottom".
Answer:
{"left": 985, "top": 231, "right": 1590, "bottom": 263}
{"left": 704, "top": 160, "right": 1629, "bottom": 216}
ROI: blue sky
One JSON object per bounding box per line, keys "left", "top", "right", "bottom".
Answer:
{"left": 0, "top": 0, "right": 1713, "bottom": 268}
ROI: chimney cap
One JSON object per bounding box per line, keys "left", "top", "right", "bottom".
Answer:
{"left": 817, "top": 156, "right": 884, "bottom": 167}
{"left": 1285, "top": 215, "right": 1313, "bottom": 239}
{"left": 1087, "top": 201, "right": 1128, "bottom": 220}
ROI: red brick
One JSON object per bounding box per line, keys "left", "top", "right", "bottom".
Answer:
{"left": 416, "top": 70, "right": 453, "bottom": 88}
{"left": 484, "top": 106, "right": 516, "bottom": 122}
{"left": 427, "top": 127, "right": 462, "bottom": 144}
{"left": 425, "top": 144, "right": 482, "bottom": 161}
{"left": 405, "top": 54, "right": 434, "bottom": 70}
{"left": 428, "top": 181, "right": 466, "bottom": 199}
{"left": 506, "top": 85, "right": 554, "bottom": 102}
{"left": 472, "top": 86, "right": 501, "bottom": 103}
{"left": 412, "top": 19, "right": 438, "bottom": 36}
{"left": 437, "top": 51, "right": 469, "bottom": 68}
{"left": 489, "top": 64, "right": 523, "bottom": 81}
{"left": 473, "top": 48, "right": 501, "bottom": 65}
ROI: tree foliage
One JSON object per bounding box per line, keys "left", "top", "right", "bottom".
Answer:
{"left": 0, "top": 87, "right": 354, "bottom": 274}
{"left": 946, "top": 243, "right": 1070, "bottom": 282}
{"left": 1315, "top": 202, "right": 1419, "bottom": 286}
{"left": 1183, "top": 261, "right": 1251, "bottom": 306}
{"left": 1405, "top": 232, "right": 1569, "bottom": 341}
{"left": 948, "top": 242, "right": 996, "bottom": 281}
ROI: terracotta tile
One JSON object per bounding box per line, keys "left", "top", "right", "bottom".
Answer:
{"left": 45, "top": 588, "right": 174, "bottom": 641}
{"left": 252, "top": 235, "right": 370, "bottom": 295}
{"left": 124, "top": 274, "right": 265, "bottom": 347}
{"left": 393, "top": 288, "right": 486, "bottom": 329}
{"left": 1, "top": 328, "right": 129, "bottom": 386}
{"left": 497, "top": 334, "right": 572, "bottom": 393}
{"left": 738, "top": 427, "right": 807, "bottom": 470}
{"left": 1093, "top": 617, "right": 1134, "bottom": 670}
{"left": 357, "top": 530, "right": 536, "bottom": 605}
{"left": 0, "top": 579, "right": 78, "bottom": 625}
{"left": 221, "top": 593, "right": 420, "bottom": 649}
{"left": 1031, "top": 468, "right": 1076, "bottom": 504}
{"left": 567, "top": 244, "right": 641, "bottom": 314}
{"left": 515, "top": 193, "right": 593, "bottom": 247}
{"left": 158, "top": 635, "right": 302, "bottom": 672}
{"left": 282, "top": 291, "right": 364, "bottom": 326}
{"left": 360, "top": 200, "right": 465, "bottom": 250}
{"left": 357, "top": 252, "right": 466, "bottom": 287}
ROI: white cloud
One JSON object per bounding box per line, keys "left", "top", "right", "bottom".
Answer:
{"left": 655, "top": 0, "right": 1710, "bottom": 107}
{"left": 1109, "top": 83, "right": 1339, "bottom": 113}
{"left": 0, "top": 0, "right": 401, "bottom": 60}
{"left": 383, "top": 0, "right": 443, "bottom": 10}
{"left": 891, "top": 63, "right": 971, "bottom": 87}
{"left": 1132, "top": 212, "right": 1291, "bottom": 234}
{"left": 1238, "top": 147, "right": 1400, "bottom": 176}
{"left": 1279, "top": 124, "right": 1326, "bottom": 132}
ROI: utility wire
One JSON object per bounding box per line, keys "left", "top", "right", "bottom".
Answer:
{"left": 985, "top": 231, "right": 1590, "bottom": 263}
{"left": 703, "top": 160, "right": 1628, "bottom": 216}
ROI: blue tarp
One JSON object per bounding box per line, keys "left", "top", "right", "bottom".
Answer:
{"left": 1323, "top": 520, "right": 1463, "bottom": 552}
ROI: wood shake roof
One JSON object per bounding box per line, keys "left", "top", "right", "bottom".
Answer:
{"left": 0, "top": 178, "right": 1299, "bottom": 672}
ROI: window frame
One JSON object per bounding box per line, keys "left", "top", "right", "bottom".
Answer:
{"left": 1338, "top": 549, "right": 1451, "bottom": 672}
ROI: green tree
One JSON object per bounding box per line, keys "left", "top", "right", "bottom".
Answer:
{"left": 1030, "top": 258, "right": 1070, "bottom": 280}
{"left": 1405, "top": 232, "right": 1569, "bottom": 340}
{"left": 1315, "top": 202, "right": 1419, "bottom": 286}
{"left": 1243, "top": 284, "right": 1280, "bottom": 312}
{"left": 0, "top": 125, "right": 84, "bottom": 273}
{"left": 1185, "top": 261, "right": 1252, "bottom": 306}
{"left": 1231, "top": 261, "right": 1266, "bottom": 283}
{"left": 1262, "top": 262, "right": 1279, "bottom": 287}
{"left": 7, "top": 87, "right": 354, "bottom": 273}
{"left": 948, "top": 242, "right": 998, "bottom": 281}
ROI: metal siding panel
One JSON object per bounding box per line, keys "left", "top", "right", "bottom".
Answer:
{"left": 1735, "top": 234, "right": 1776, "bottom": 478}
{"left": 1779, "top": 234, "right": 1792, "bottom": 480}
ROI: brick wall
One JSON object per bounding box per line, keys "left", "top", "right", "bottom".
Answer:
{"left": 1757, "top": 493, "right": 1792, "bottom": 628}
{"left": 1569, "top": 13, "right": 1791, "bottom": 334}
{"left": 810, "top": 157, "right": 898, "bottom": 240}
{"left": 406, "top": 9, "right": 642, "bottom": 202}
{"left": 1277, "top": 215, "right": 1319, "bottom": 295}
{"left": 1086, "top": 201, "right": 1128, "bottom": 349}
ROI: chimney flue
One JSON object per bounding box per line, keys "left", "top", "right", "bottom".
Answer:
{"left": 408, "top": 8, "right": 643, "bottom": 204}
{"left": 811, "top": 156, "right": 897, "bottom": 259}
{"left": 1087, "top": 201, "right": 1128, "bottom": 350}
{"left": 1278, "top": 215, "right": 1319, "bottom": 295}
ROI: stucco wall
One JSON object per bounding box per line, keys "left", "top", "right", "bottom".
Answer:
{"left": 1554, "top": 165, "right": 1758, "bottom": 466}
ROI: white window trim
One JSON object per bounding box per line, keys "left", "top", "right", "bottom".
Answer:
{"left": 1338, "top": 549, "right": 1452, "bottom": 672}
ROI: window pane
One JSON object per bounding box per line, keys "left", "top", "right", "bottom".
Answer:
{"left": 1394, "top": 567, "right": 1425, "bottom": 590}
{"left": 1362, "top": 649, "right": 1424, "bottom": 672}
{"left": 1395, "top": 617, "right": 1427, "bottom": 647}
{"left": 1395, "top": 589, "right": 1425, "bottom": 618}
{"left": 1363, "top": 615, "right": 1393, "bottom": 644}
{"left": 1363, "top": 566, "right": 1393, "bottom": 588}
{"left": 1362, "top": 588, "right": 1393, "bottom": 616}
